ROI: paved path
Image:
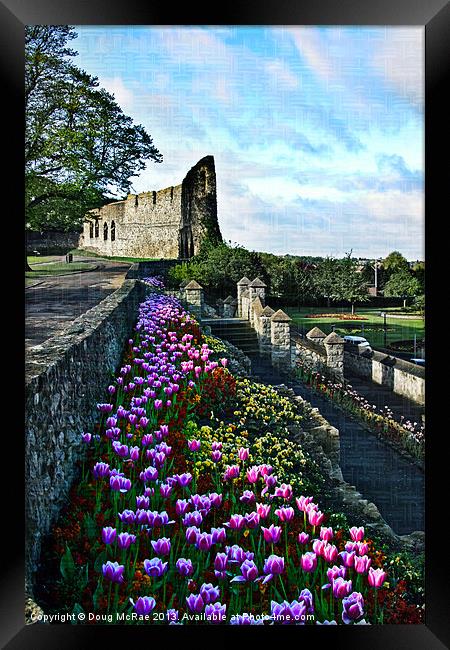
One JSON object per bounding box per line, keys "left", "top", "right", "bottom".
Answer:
{"left": 250, "top": 356, "right": 424, "bottom": 536}
{"left": 25, "top": 259, "right": 131, "bottom": 350}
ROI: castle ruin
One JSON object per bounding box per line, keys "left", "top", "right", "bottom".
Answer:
{"left": 79, "top": 155, "right": 221, "bottom": 259}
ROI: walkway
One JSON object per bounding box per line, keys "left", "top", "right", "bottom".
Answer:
{"left": 25, "top": 259, "right": 131, "bottom": 350}
{"left": 250, "top": 356, "right": 424, "bottom": 536}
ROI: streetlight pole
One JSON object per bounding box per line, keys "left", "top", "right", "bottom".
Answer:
{"left": 381, "top": 311, "right": 387, "bottom": 348}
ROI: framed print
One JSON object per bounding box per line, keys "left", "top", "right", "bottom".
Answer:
{"left": 2, "top": 0, "right": 449, "bottom": 647}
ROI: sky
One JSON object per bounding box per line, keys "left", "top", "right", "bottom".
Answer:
{"left": 72, "top": 26, "right": 424, "bottom": 260}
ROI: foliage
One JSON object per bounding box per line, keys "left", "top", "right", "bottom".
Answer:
{"left": 383, "top": 271, "right": 421, "bottom": 302}
{"left": 381, "top": 251, "right": 410, "bottom": 278}
{"left": 25, "top": 25, "right": 162, "bottom": 231}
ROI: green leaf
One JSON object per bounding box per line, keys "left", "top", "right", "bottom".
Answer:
{"left": 71, "top": 602, "right": 84, "bottom": 624}
{"left": 60, "top": 544, "right": 76, "bottom": 581}
{"left": 94, "top": 549, "right": 107, "bottom": 573}
{"left": 93, "top": 581, "right": 103, "bottom": 612}
{"left": 83, "top": 514, "right": 97, "bottom": 542}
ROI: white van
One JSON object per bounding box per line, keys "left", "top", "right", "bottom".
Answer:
{"left": 343, "top": 335, "right": 372, "bottom": 354}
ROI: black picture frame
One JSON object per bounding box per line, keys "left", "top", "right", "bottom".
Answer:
{"left": 4, "top": 1, "right": 449, "bottom": 647}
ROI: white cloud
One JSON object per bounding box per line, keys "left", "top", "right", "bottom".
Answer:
{"left": 100, "top": 77, "right": 134, "bottom": 111}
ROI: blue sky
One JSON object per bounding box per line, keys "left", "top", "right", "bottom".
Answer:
{"left": 72, "top": 26, "right": 424, "bottom": 260}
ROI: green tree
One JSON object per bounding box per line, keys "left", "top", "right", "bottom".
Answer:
{"left": 314, "top": 257, "right": 340, "bottom": 307}
{"left": 333, "top": 253, "right": 370, "bottom": 314}
{"left": 382, "top": 251, "right": 410, "bottom": 279}
{"left": 383, "top": 270, "right": 421, "bottom": 308}
{"left": 25, "top": 25, "right": 162, "bottom": 234}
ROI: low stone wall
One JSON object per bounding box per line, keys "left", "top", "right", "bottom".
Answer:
{"left": 291, "top": 335, "right": 327, "bottom": 373}
{"left": 344, "top": 350, "right": 424, "bottom": 405}
{"left": 26, "top": 230, "right": 81, "bottom": 254}
{"left": 25, "top": 279, "right": 147, "bottom": 592}
{"left": 126, "top": 260, "right": 188, "bottom": 280}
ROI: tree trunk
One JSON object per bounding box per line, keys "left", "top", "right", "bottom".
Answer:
{"left": 403, "top": 298, "right": 407, "bottom": 309}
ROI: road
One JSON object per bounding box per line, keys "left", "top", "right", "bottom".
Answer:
{"left": 25, "top": 259, "right": 131, "bottom": 350}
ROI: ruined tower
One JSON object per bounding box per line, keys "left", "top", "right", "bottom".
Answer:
{"left": 79, "top": 155, "right": 221, "bottom": 259}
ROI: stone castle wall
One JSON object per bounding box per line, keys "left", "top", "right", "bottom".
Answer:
{"left": 80, "top": 156, "right": 221, "bottom": 259}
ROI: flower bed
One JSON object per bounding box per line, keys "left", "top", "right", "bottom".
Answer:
{"left": 36, "top": 290, "right": 424, "bottom": 625}
{"left": 305, "top": 314, "right": 368, "bottom": 320}
{"left": 295, "top": 363, "right": 424, "bottom": 462}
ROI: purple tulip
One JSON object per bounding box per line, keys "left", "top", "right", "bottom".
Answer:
{"left": 271, "top": 599, "right": 307, "bottom": 624}
{"left": 224, "top": 465, "right": 240, "bottom": 481}
{"left": 342, "top": 592, "right": 365, "bottom": 624}
{"left": 93, "top": 462, "right": 110, "bottom": 479}
{"left": 308, "top": 509, "right": 325, "bottom": 527}
{"left": 231, "top": 559, "right": 259, "bottom": 583}
{"left": 154, "top": 399, "right": 163, "bottom": 410}
{"left": 130, "top": 596, "right": 156, "bottom": 616}
{"left": 323, "top": 544, "right": 339, "bottom": 563}
{"left": 101, "top": 527, "right": 117, "bottom": 545}
{"left": 300, "top": 552, "right": 318, "bottom": 573}
{"left": 196, "top": 532, "right": 213, "bottom": 552}
{"left": 262, "top": 554, "right": 285, "bottom": 583}
{"left": 81, "top": 433, "right": 92, "bottom": 444}
{"left": 151, "top": 537, "right": 171, "bottom": 556}
{"left": 176, "top": 557, "right": 194, "bottom": 577}
{"left": 176, "top": 473, "right": 193, "bottom": 487}
{"left": 143, "top": 557, "right": 168, "bottom": 577}
{"left": 368, "top": 567, "right": 387, "bottom": 588}
{"left": 256, "top": 503, "right": 271, "bottom": 519}
{"left": 160, "top": 484, "right": 173, "bottom": 499}
{"left": 102, "top": 561, "right": 125, "bottom": 583}
{"left": 299, "top": 588, "right": 314, "bottom": 614}
{"left": 176, "top": 499, "right": 190, "bottom": 517}
{"left": 211, "top": 450, "right": 222, "bottom": 463}
{"left": 214, "top": 552, "right": 228, "bottom": 577}
{"left": 211, "top": 442, "right": 223, "bottom": 451}
{"left": 238, "top": 447, "right": 249, "bottom": 461}
{"left": 109, "top": 475, "right": 131, "bottom": 493}
{"left": 298, "top": 532, "right": 310, "bottom": 544}
{"left": 327, "top": 565, "right": 347, "bottom": 582}
{"left": 354, "top": 555, "right": 372, "bottom": 574}
{"left": 339, "top": 551, "right": 355, "bottom": 568}
{"left": 320, "top": 527, "right": 334, "bottom": 542}
{"left": 296, "top": 496, "right": 314, "bottom": 512}
{"left": 204, "top": 602, "right": 226, "bottom": 623}
{"left": 186, "top": 593, "right": 204, "bottom": 613}
{"left": 200, "top": 583, "right": 221, "bottom": 604}
{"left": 246, "top": 467, "right": 259, "bottom": 483}
{"left": 209, "top": 493, "right": 223, "bottom": 508}
{"left": 118, "top": 509, "right": 136, "bottom": 524}
{"left": 224, "top": 514, "right": 246, "bottom": 530}
{"left": 274, "top": 483, "right": 293, "bottom": 500}
{"left": 211, "top": 527, "right": 227, "bottom": 543}
{"left": 183, "top": 511, "right": 203, "bottom": 527}
{"left": 226, "top": 545, "right": 254, "bottom": 564}
{"left": 275, "top": 506, "right": 295, "bottom": 522}
{"left": 117, "top": 532, "right": 136, "bottom": 549}
{"left": 185, "top": 526, "right": 200, "bottom": 545}
{"left": 332, "top": 577, "right": 353, "bottom": 599}
{"left": 349, "top": 526, "right": 365, "bottom": 542}
{"left": 188, "top": 439, "right": 201, "bottom": 452}
{"left": 261, "top": 524, "right": 282, "bottom": 544}
{"left": 230, "top": 614, "right": 264, "bottom": 625}
{"left": 245, "top": 512, "right": 260, "bottom": 529}
{"left": 240, "top": 490, "right": 256, "bottom": 504}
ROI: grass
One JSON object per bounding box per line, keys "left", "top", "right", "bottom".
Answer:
{"left": 25, "top": 262, "right": 98, "bottom": 277}
{"left": 27, "top": 255, "right": 63, "bottom": 265}
{"left": 283, "top": 305, "right": 425, "bottom": 353}
{"left": 69, "top": 248, "right": 158, "bottom": 263}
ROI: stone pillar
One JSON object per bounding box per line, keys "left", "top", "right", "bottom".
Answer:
{"left": 323, "top": 332, "right": 345, "bottom": 380}
{"left": 241, "top": 291, "right": 250, "bottom": 321}
{"left": 179, "top": 280, "right": 189, "bottom": 305}
{"left": 223, "top": 296, "right": 237, "bottom": 318}
{"left": 251, "top": 296, "right": 264, "bottom": 329}
{"left": 184, "top": 280, "right": 203, "bottom": 320}
{"left": 260, "top": 306, "right": 274, "bottom": 357}
{"left": 306, "top": 326, "right": 326, "bottom": 345}
{"left": 271, "top": 309, "right": 292, "bottom": 368}
{"left": 237, "top": 277, "right": 250, "bottom": 317}
{"left": 248, "top": 278, "right": 266, "bottom": 308}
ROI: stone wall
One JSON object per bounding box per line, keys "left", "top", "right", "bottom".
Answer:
{"left": 291, "top": 335, "right": 328, "bottom": 374}
{"left": 25, "top": 279, "right": 147, "bottom": 592}
{"left": 26, "top": 230, "right": 81, "bottom": 254}
{"left": 344, "top": 350, "right": 425, "bottom": 405}
{"left": 80, "top": 156, "right": 221, "bottom": 259}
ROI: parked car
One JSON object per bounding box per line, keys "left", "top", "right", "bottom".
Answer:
{"left": 410, "top": 358, "right": 425, "bottom": 367}
{"left": 343, "top": 335, "right": 372, "bottom": 354}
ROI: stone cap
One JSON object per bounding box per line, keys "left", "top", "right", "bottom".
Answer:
{"left": 184, "top": 280, "right": 203, "bottom": 290}
{"left": 223, "top": 295, "right": 235, "bottom": 304}
{"left": 323, "top": 332, "right": 344, "bottom": 345}
{"left": 249, "top": 277, "right": 267, "bottom": 288}
{"left": 237, "top": 276, "right": 251, "bottom": 286}
{"left": 241, "top": 289, "right": 249, "bottom": 298}
{"left": 179, "top": 280, "right": 189, "bottom": 288}
{"left": 231, "top": 298, "right": 238, "bottom": 305}
{"left": 252, "top": 296, "right": 264, "bottom": 315}
{"left": 271, "top": 309, "right": 292, "bottom": 322}
{"left": 306, "top": 326, "right": 326, "bottom": 339}
{"left": 261, "top": 306, "right": 275, "bottom": 317}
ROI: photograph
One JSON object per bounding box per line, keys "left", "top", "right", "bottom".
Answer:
{"left": 2, "top": 0, "right": 446, "bottom": 646}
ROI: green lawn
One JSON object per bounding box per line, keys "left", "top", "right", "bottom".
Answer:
{"left": 26, "top": 262, "right": 98, "bottom": 277}
{"left": 27, "top": 255, "right": 63, "bottom": 265}
{"left": 283, "top": 305, "right": 425, "bottom": 353}
{"left": 70, "top": 248, "right": 157, "bottom": 263}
